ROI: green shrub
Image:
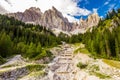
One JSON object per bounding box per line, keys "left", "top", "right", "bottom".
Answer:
{"left": 90, "top": 71, "right": 110, "bottom": 79}
{"left": 26, "top": 64, "right": 45, "bottom": 72}
{"left": 103, "top": 59, "right": 120, "bottom": 69}
{"left": 0, "top": 56, "right": 6, "bottom": 65}
{"left": 89, "top": 65, "right": 100, "bottom": 71}
{"left": 77, "top": 62, "right": 87, "bottom": 69}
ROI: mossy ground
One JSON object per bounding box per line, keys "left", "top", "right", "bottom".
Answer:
{"left": 103, "top": 59, "right": 120, "bottom": 69}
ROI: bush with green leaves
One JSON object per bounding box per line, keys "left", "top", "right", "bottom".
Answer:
{"left": 77, "top": 62, "right": 87, "bottom": 69}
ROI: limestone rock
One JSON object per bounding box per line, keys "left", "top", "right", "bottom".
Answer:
{"left": 73, "top": 13, "right": 100, "bottom": 29}
{"left": 7, "top": 7, "right": 42, "bottom": 25}
{"left": 7, "top": 7, "right": 72, "bottom": 31}
{"left": 7, "top": 7, "right": 100, "bottom": 34}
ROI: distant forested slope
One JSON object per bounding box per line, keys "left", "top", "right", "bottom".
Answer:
{"left": 83, "top": 9, "right": 120, "bottom": 60}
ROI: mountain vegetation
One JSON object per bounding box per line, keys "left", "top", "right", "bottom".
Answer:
{"left": 0, "top": 14, "right": 58, "bottom": 62}
{"left": 83, "top": 9, "right": 120, "bottom": 60}
{"left": 0, "top": 8, "right": 120, "bottom": 64}
{"left": 0, "top": 14, "right": 82, "bottom": 63}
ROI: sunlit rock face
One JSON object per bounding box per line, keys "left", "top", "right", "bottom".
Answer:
{"left": 72, "top": 12, "right": 100, "bottom": 30}
{"left": 7, "top": 7, "right": 72, "bottom": 31}
{"left": 7, "top": 7, "right": 43, "bottom": 25}
{"left": 71, "top": 13, "right": 100, "bottom": 34}
{"left": 7, "top": 7, "right": 100, "bottom": 34}
{"left": 86, "top": 13, "right": 100, "bottom": 28}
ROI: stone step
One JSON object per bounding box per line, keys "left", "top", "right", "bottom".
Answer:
{"left": 60, "top": 54, "right": 73, "bottom": 57}
{"left": 58, "top": 59, "right": 72, "bottom": 64}
{"left": 57, "top": 63, "right": 73, "bottom": 65}
{"left": 56, "top": 72, "right": 70, "bottom": 74}
{"left": 58, "top": 57, "right": 72, "bottom": 60}
{"left": 56, "top": 71, "right": 77, "bottom": 74}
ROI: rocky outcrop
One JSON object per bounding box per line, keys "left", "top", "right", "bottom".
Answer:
{"left": 7, "top": 7, "right": 100, "bottom": 33}
{"left": 0, "top": 55, "right": 45, "bottom": 80}
{"left": 41, "top": 7, "right": 72, "bottom": 31}
{"left": 72, "top": 13, "right": 100, "bottom": 30}
{"left": 80, "top": 13, "right": 100, "bottom": 28}
{"left": 7, "top": 7, "right": 42, "bottom": 25}
{"left": 0, "top": 67, "right": 28, "bottom": 80}
{"left": 7, "top": 7, "right": 72, "bottom": 31}
{"left": 71, "top": 13, "right": 100, "bottom": 34}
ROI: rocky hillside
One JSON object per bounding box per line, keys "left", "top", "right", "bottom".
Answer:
{"left": 7, "top": 7, "right": 43, "bottom": 25}
{"left": 71, "top": 12, "right": 100, "bottom": 34}
{"left": 0, "top": 43, "right": 120, "bottom": 80}
{"left": 7, "top": 7, "right": 100, "bottom": 33}
{"left": 79, "top": 12, "right": 100, "bottom": 29}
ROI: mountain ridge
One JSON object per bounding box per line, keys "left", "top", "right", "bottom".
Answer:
{"left": 6, "top": 7, "right": 100, "bottom": 34}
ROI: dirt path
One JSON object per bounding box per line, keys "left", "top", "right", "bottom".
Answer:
{"left": 41, "top": 44, "right": 120, "bottom": 80}
{"left": 0, "top": 44, "right": 120, "bottom": 80}
{"left": 42, "top": 44, "right": 76, "bottom": 80}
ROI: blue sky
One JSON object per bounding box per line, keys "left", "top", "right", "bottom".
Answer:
{"left": 1, "top": 0, "right": 120, "bottom": 22}
{"left": 76, "top": 0, "right": 120, "bottom": 19}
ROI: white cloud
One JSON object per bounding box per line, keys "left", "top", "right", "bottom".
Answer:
{"left": 63, "top": 14, "right": 79, "bottom": 22}
{"left": 109, "top": 4, "right": 115, "bottom": 11}
{"left": 104, "top": 0, "right": 111, "bottom": 5}
{"left": 104, "top": 2, "right": 109, "bottom": 5}
{"left": 93, "top": 8, "right": 98, "bottom": 13}
{"left": 4, "top": 0, "right": 12, "bottom": 6}
{"left": 100, "top": 16, "right": 103, "bottom": 19}
{"left": 0, "top": 0, "right": 91, "bottom": 22}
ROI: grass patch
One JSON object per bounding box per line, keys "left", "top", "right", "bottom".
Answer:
{"left": 20, "top": 64, "right": 46, "bottom": 79}
{"left": 73, "top": 43, "right": 82, "bottom": 47}
{"left": 89, "top": 65, "right": 110, "bottom": 79}
{"left": 88, "top": 64, "right": 110, "bottom": 79}
{"left": 74, "top": 43, "right": 81, "bottom": 47}
{"left": 90, "top": 71, "right": 110, "bottom": 79}
{"left": 73, "top": 43, "right": 89, "bottom": 54}
{"left": 103, "top": 59, "right": 120, "bottom": 69}
{"left": 77, "top": 62, "right": 87, "bottom": 69}
{"left": 27, "top": 71, "right": 45, "bottom": 77}
{"left": 0, "top": 56, "right": 6, "bottom": 65}
{"left": 74, "top": 47, "right": 90, "bottom": 54}
{"left": 32, "top": 50, "right": 53, "bottom": 60}
{"left": 89, "top": 65, "right": 100, "bottom": 71}
{"left": 1, "top": 65, "right": 16, "bottom": 68}
{"left": 26, "top": 64, "right": 45, "bottom": 72}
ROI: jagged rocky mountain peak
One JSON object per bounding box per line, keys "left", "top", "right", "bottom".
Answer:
{"left": 6, "top": 6, "right": 100, "bottom": 34}
{"left": 7, "top": 6, "right": 72, "bottom": 32}
{"left": 25, "top": 7, "right": 42, "bottom": 14}
{"left": 78, "top": 12, "right": 100, "bottom": 29}
{"left": 52, "top": 6, "right": 57, "bottom": 11}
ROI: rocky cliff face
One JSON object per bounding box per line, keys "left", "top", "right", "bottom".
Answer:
{"left": 41, "top": 7, "right": 72, "bottom": 31}
{"left": 70, "top": 13, "right": 100, "bottom": 34}
{"left": 7, "top": 7, "right": 100, "bottom": 33}
{"left": 7, "top": 7, "right": 42, "bottom": 24}
{"left": 80, "top": 13, "right": 100, "bottom": 29}
{"left": 7, "top": 7, "right": 72, "bottom": 31}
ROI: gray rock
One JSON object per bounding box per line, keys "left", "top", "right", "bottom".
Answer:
{"left": 0, "top": 67, "right": 28, "bottom": 80}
